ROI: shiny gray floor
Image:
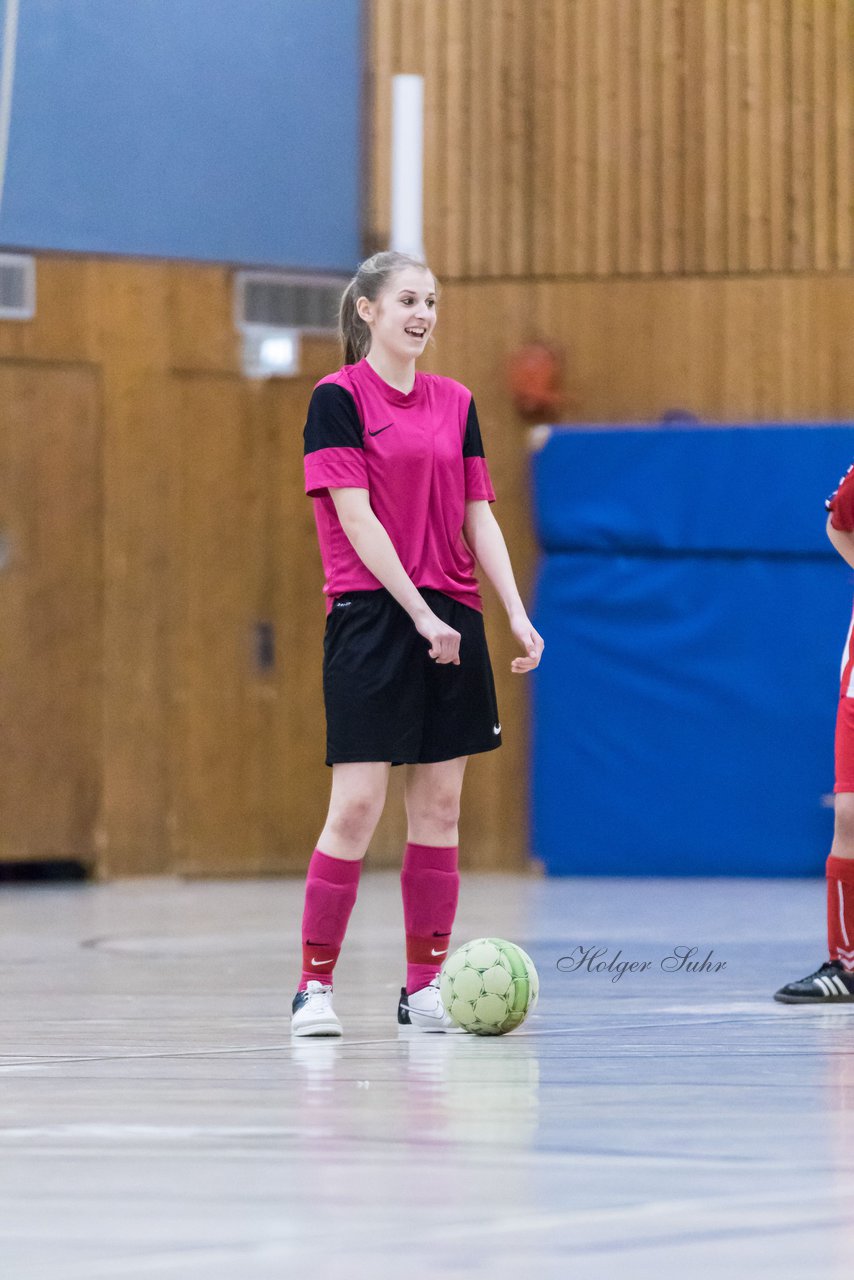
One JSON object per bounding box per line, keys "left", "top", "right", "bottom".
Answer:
{"left": 1, "top": 871, "right": 852, "bottom": 1279}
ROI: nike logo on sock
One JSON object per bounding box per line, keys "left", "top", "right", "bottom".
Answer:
{"left": 368, "top": 424, "right": 393, "bottom": 436}
{"left": 431, "top": 948, "right": 449, "bottom": 957}
{"left": 311, "top": 958, "right": 334, "bottom": 966}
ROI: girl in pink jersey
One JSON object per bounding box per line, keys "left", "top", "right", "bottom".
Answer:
{"left": 775, "top": 464, "right": 854, "bottom": 1002}
{"left": 292, "top": 251, "right": 544, "bottom": 1036}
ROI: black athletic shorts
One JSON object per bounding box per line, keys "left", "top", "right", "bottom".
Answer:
{"left": 323, "top": 587, "right": 502, "bottom": 766}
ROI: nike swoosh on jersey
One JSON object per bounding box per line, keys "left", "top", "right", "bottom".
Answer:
{"left": 368, "top": 424, "right": 393, "bottom": 436}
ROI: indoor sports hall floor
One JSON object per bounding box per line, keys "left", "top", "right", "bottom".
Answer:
{"left": 2, "top": 871, "right": 852, "bottom": 1279}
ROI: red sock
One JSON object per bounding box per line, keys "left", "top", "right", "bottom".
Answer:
{"left": 827, "top": 855, "right": 854, "bottom": 971}
{"left": 299, "top": 849, "right": 362, "bottom": 990}
{"left": 401, "top": 841, "right": 459, "bottom": 994}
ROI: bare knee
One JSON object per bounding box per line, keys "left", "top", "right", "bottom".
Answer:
{"left": 408, "top": 788, "right": 461, "bottom": 841}
{"left": 326, "top": 794, "right": 384, "bottom": 848}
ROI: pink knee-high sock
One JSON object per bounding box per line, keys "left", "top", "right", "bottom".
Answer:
{"left": 299, "top": 849, "right": 362, "bottom": 990}
{"left": 401, "top": 841, "right": 459, "bottom": 994}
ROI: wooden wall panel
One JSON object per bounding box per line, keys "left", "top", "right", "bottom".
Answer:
{"left": 467, "top": 0, "right": 493, "bottom": 277}
{"left": 724, "top": 0, "right": 745, "bottom": 272}
{"left": 789, "top": 1, "right": 813, "bottom": 272}
{"left": 0, "top": 257, "right": 342, "bottom": 879}
{"left": 369, "top": 0, "right": 854, "bottom": 279}
{"left": 660, "top": 0, "right": 684, "bottom": 274}
{"left": 265, "top": 381, "right": 337, "bottom": 868}
{"left": 811, "top": 0, "right": 832, "bottom": 272}
{"left": 95, "top": 265, "right": 176, "bottom": 876}
{"left": 0, "top": 254, "right": 850, "bottom": 879}
{"left": 169, "top": 372, "right": 343, "bottom": 876}
{"left": 430, "top": 275, "right": 854, "bottom": 428}
{"left": 701, "top": 0, "right": 726, "bottom": 272}
{"left": 767, "top": 0, "right": 788, "bottom": 270}
{"left": 366, "top": 0, "right": 395, "bottom": 254}
{"left": 637, "top": 0, "right": 661, "bottom": 273}
{"left": 0, "top": 365, "right": 102, "bottom": 863}
{"left": 170, "top": 375, "right": 268, "bottom": 875}
{"left": 744, "top": 0, "right": 767, "bottom": 271}
{"left": 532, "top": 2, "right": 555, "bottom": 277}
{"left": 614, "top": 0, "right": 634, "bottom": 276}
{"left": 550, "top": 0, "right": 572, "bottom": 277}
{"left": 834, "top": 0, "right": 853, "bottom": 270}
{"left": 682, "top": 1, "right": 705, "bottom": 274}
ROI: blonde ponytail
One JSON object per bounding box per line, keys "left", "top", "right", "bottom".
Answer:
{"left": 339, "top": 279, "right": 372, "bottom": 365}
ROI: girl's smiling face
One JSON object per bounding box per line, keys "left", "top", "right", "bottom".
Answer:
{"left": 357, "top": 267, "right": 437, "bottom": 362}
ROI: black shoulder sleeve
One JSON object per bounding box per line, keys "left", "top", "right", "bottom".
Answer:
{"left": 462, "top": 396, "right": 486, "bottom": 458}
{"left": 303, "top": 383, "right": 364, "bottom": 455}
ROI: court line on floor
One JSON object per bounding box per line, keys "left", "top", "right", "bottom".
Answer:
{"left": 0, "top": 1010, "right": 844, "bottom": 1071}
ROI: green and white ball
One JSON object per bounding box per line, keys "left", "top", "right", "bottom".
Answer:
{"left": 439, "top": 938, "right": 539, "bottom": 1035}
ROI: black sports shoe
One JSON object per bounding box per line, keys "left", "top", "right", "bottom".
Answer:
{"left": 774, "top": 960, "right": 854, "bottom": 1004}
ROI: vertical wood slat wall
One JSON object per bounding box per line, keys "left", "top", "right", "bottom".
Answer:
{"left": 369, "top": 0, "right": 854, "bottom": 280}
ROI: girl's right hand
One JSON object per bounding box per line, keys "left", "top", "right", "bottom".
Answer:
{"left": 416, "top": 612, "right": 462, "bottom": 665}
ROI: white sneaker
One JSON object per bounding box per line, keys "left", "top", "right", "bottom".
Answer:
{"left": 291, "top": 980, "right": 343, "bottom": 1037}
{"left": 397, "top": 976, "right": 463, "bottom": 1033}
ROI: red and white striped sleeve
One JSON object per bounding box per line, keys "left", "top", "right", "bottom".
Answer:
{"left": 827, "top": 464, "right": 854, "bottom": 532}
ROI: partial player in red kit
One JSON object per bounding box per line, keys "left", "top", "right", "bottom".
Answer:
{"left": 291, "top": 251, "right": 544, "bottom": 1036}
{"left": 775, "top": 464, "right": 854, "bottom": 1002}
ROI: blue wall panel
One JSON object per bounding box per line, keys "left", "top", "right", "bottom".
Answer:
{"left": 533, "top": 425, "right": 854, "bottom": 556}
{"left": 530, "top": 426, "right": 854, "bottom": 877}
{"left": 0, "top": 0, "right": 361, "bottom": 268}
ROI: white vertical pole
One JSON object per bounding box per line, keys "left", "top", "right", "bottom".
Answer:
{"left": 0, "top": 0, "right": 19, "bottom": 222}
{"left": 390, "top": 74, "right": 424, "bottom": 258}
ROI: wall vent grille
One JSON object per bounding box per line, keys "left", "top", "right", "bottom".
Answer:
{"left": 0, "top": 255, "right": 35, "bottom": 320}
{"left": 234, "top": 272, "right": 345, "bottom": 334}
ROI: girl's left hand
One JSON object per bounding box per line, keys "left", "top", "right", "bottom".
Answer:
{"left": 509, "top": 613, "right": 544, "bottom": 673}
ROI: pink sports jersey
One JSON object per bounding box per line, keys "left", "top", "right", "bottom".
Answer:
{"left": 303, "top": 358, "right": 495, "bottom": 613}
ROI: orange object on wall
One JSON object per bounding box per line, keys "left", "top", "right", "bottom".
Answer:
{"left": 505, "top": 342, "right": 565, "bottom": 421}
